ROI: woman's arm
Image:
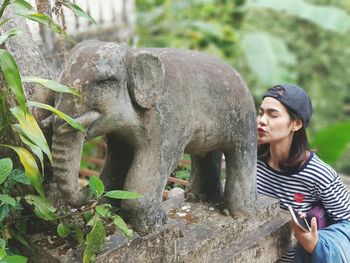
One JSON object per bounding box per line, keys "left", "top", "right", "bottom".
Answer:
{"left": 317, "top": 174, "right": 350, "bottom": 221}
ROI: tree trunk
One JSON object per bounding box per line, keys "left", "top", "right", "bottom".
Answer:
{"left": 35, "top": 0, "right": 55, "bottom": 54}
{"left": 0, "top": 3, "right": 54, "bottom": 164}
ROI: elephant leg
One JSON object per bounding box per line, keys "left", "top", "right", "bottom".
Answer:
{"left": 121, "top": 149, "right": 166, "bottom": 235}
{"left": 99, "top": 135, "right": 134, "bottom": 206}
{"left": 100, "top": 135, "right": 134, "bottom": 191}
{"left": 185, "top": 151, "right": 223, "bottom": 202}
{"left": 223, "top": 143, "right": 257, "bottom": 217}
{"left": 121, "top": 142, "right": 185, "bottom": 235}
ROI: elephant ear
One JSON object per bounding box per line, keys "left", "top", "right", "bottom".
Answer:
{"left": 129, "top": 51, "right": 165, "bottom": 109}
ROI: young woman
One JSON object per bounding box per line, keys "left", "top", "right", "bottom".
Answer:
{"left": 256, "top": 84, "right": 350, "bottom": 263}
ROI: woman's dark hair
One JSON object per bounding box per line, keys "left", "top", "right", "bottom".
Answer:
{"left": 257, "top": 107, "right": 310, "bottom": 172}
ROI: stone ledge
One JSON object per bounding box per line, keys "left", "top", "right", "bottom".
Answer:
{"left": 173, "top": 195, "right": 291, "bottom": 263}
{"left": 209, "top": 212, "right": 292, "bottom": 263}
{"left": 25, "top": 195, "right": 292, "bottom": 263}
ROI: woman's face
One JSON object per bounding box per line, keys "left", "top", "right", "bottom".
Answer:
{"left": 257, "top": 97, "right": 296, "bottom": 145}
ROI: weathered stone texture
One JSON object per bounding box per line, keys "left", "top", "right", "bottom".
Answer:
{"left": 26, "top": 195, "right": 293, "bottom": 263}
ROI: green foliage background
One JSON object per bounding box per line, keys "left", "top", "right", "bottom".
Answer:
{"left": 135, "top": 0, "right": 350, "bottom": 174}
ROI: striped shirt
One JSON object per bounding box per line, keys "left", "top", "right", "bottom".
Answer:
{"left": 257, "top": 152, "right": 350, "bottom": 262}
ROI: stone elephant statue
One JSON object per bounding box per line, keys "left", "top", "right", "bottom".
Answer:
{"left": 50, "top": 40, "right": 257, "bottom": 234}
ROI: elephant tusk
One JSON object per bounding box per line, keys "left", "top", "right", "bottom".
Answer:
{"left": 41, "top": 115, "right": 53, "bottom": 128}
{"left": 56, "top": 123, "right": 76, "bottom": 134}
{"left": 56, "top": 110, "right": 101, "bottom": 135}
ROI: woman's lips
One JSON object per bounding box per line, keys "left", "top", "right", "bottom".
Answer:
{"left": 257, "top": 127, "right": 266, "bottom": 133}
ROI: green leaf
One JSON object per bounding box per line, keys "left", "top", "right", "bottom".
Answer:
{"left": 112, "top": 215, "right": 133, "bottom": 239}
{"left": 175, "top": 170, "right": 190, "bottom": 181}
{"left": 8, "top": 169, "right": 30, "bottom": 185}
{"left": 12, "top": 0, "right": 33, "bottom": 12}
{"left": 246, "top": 0, "right": 350, "bottom": 33}
{"left": 61, "top": 1, "right": 96, "bottom": 24}
{"left": 95, "top": 204, "right": 111, "bottom": 217}
{"left": 0, "top": 239, "right": 5, "bottom": 249}
{"left": 0, "top": 145, "right": 45, "bottom": 198}
{"left": 27, "top": 102, "right": 84, "bottom": 132}
{"left": 0, "top": 249, "right": 6, "bottom": 261}
{"left": 74, "top": 225, "right": 85, "bottom": 245}
{"left": 0, "top": 240, "right": 5, "bottom": 259}
{"left": 0, "top": 255, "right": 28, "bottom": 263}
{"left": 24, "top": 195, "right": 56, "bottom": 221}
{"left": 13, "top": 233, "right": 28, "bottom": 248}
{"left": 12, "top": 124, "right": 45, "bottom": 174}
{"left": 17, "top": 12, "right": 65, "bottom": 35}
{"left": 0, "top": 49, "right": 26, "bottom": 113}
{"left": 0, "top": 158, "right": 12, "bottom": 185}
{"left": 83, "top": 220, "right": 106, "bottom": 263}
{"left": 310, "top": 121, "right": 350, "bottom": 165}
{"left": 10, "top": 106, "right": 52, "bottom": 163}
{"left": 0, "top": 205, "right": 10, "bottom": 223}
{"left": 0, "top": 0, "right": 11, "bottom": 19}
{"left": 83, "top": 211, "right": 94, "bottom": 223}
{"left": 86, "top": 214, "right": 99, "bottom": 227}
{"left": 0, "top": 18, "right": 11, "bottom": 27}
{"left": 242, "top": 32, "right": 296, "bottom": 87}
{"left": 17, "top": 218, "right": 27, "bottom": 234}
{"left": 12, "top": 219, "right": 28, "bottom": 247}
{"left": 0, "top": 194, "right": 17, "bottom": 207}
{"left": 57, "top": 222, "right": 71, "bottom": 238}
{"left": 104, "top": 190, "right": 142, "bottom": 200}
{"left": 88, "top": 176, "right": 105, "bottom": 198}
{"left": 22, "top": 76, "right": 81, "bottom": 97}
{"left": 0, "top": 124, "right": 9, "bottom": 138}
{"left": 0, "top": 29, "right": 22, "bottom": 46}
{"left": 0, "top": 91, "right": 10, "bottom": 139}
{"left": 191, "top": 21, "right": 225, "bottom": 39}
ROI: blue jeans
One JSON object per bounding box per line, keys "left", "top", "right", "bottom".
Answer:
{"left": 293, "top": 220, "right": 350, "bottom": 263}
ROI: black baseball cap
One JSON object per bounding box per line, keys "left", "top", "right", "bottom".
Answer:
{"left": 262, "top": 84, "right": 313, "bottom": 127}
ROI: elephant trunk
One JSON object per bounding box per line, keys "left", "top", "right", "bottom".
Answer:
{"left": 51, "top": 131, "right": 87, "bottom": 207}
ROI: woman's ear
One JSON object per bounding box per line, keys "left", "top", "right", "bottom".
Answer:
{"left": 292, "top": 119, "right": 303, "bottom": 132}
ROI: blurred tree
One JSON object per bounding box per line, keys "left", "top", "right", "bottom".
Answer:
{"left": 243, "top": 0, "right": 350, "bottom": 172}
{"left": 135, "top": 0, "right": 350, "bottom": 172}
{"left": 243, "top": 0, "right": 350, "bottom": 132}
{"left": 135, "top": 0, "right": 245, "bottom": 60}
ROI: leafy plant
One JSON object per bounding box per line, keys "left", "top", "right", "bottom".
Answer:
{"left": 241, "top": 32, "right": 297, "bottom": 86}
{"left": 88, "top": 176, "right": 141, "bottom": 239}
{"left": 0, "top": 158, "right": 141, "bottom": 262}
{"left": 246, "top": 0, "right": 350, "bottom": 34}
{"left": 80, "top": 137, "right": 105, "bottom": 171}
{"left": 0, "top": 0, "right": 100, "bottom": 261}
{"left": 243, "top": 0, "right": 350, "bottom": 87}
{"left": 135, "top": 0, "right": 242, "bottom": 59}
{"left": 50, "top": 176, "right": 141, "bottom": 263}
{"left": 175, "top": 168, "right": 190, "bottom": 181}
{"left": 0, "top": 159, "right": 29, "bottom": 262}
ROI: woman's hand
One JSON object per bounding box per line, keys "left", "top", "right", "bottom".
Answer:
{"left": 291, "top": 217, "right": 319, "bottom": 253}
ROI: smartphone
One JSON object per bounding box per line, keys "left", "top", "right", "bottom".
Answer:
{"left": 287, "top": 205, "right": 311, "bottom": 232}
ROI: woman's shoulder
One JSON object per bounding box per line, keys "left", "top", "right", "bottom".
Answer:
{"left": 306, "top": 153, "right": 336, "bottom": 174}
{"left": 303, "top": 152, "right": 338, "bottom": 184}
{"left": 258, "top": 153, "right": 337, "bottom": 181}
